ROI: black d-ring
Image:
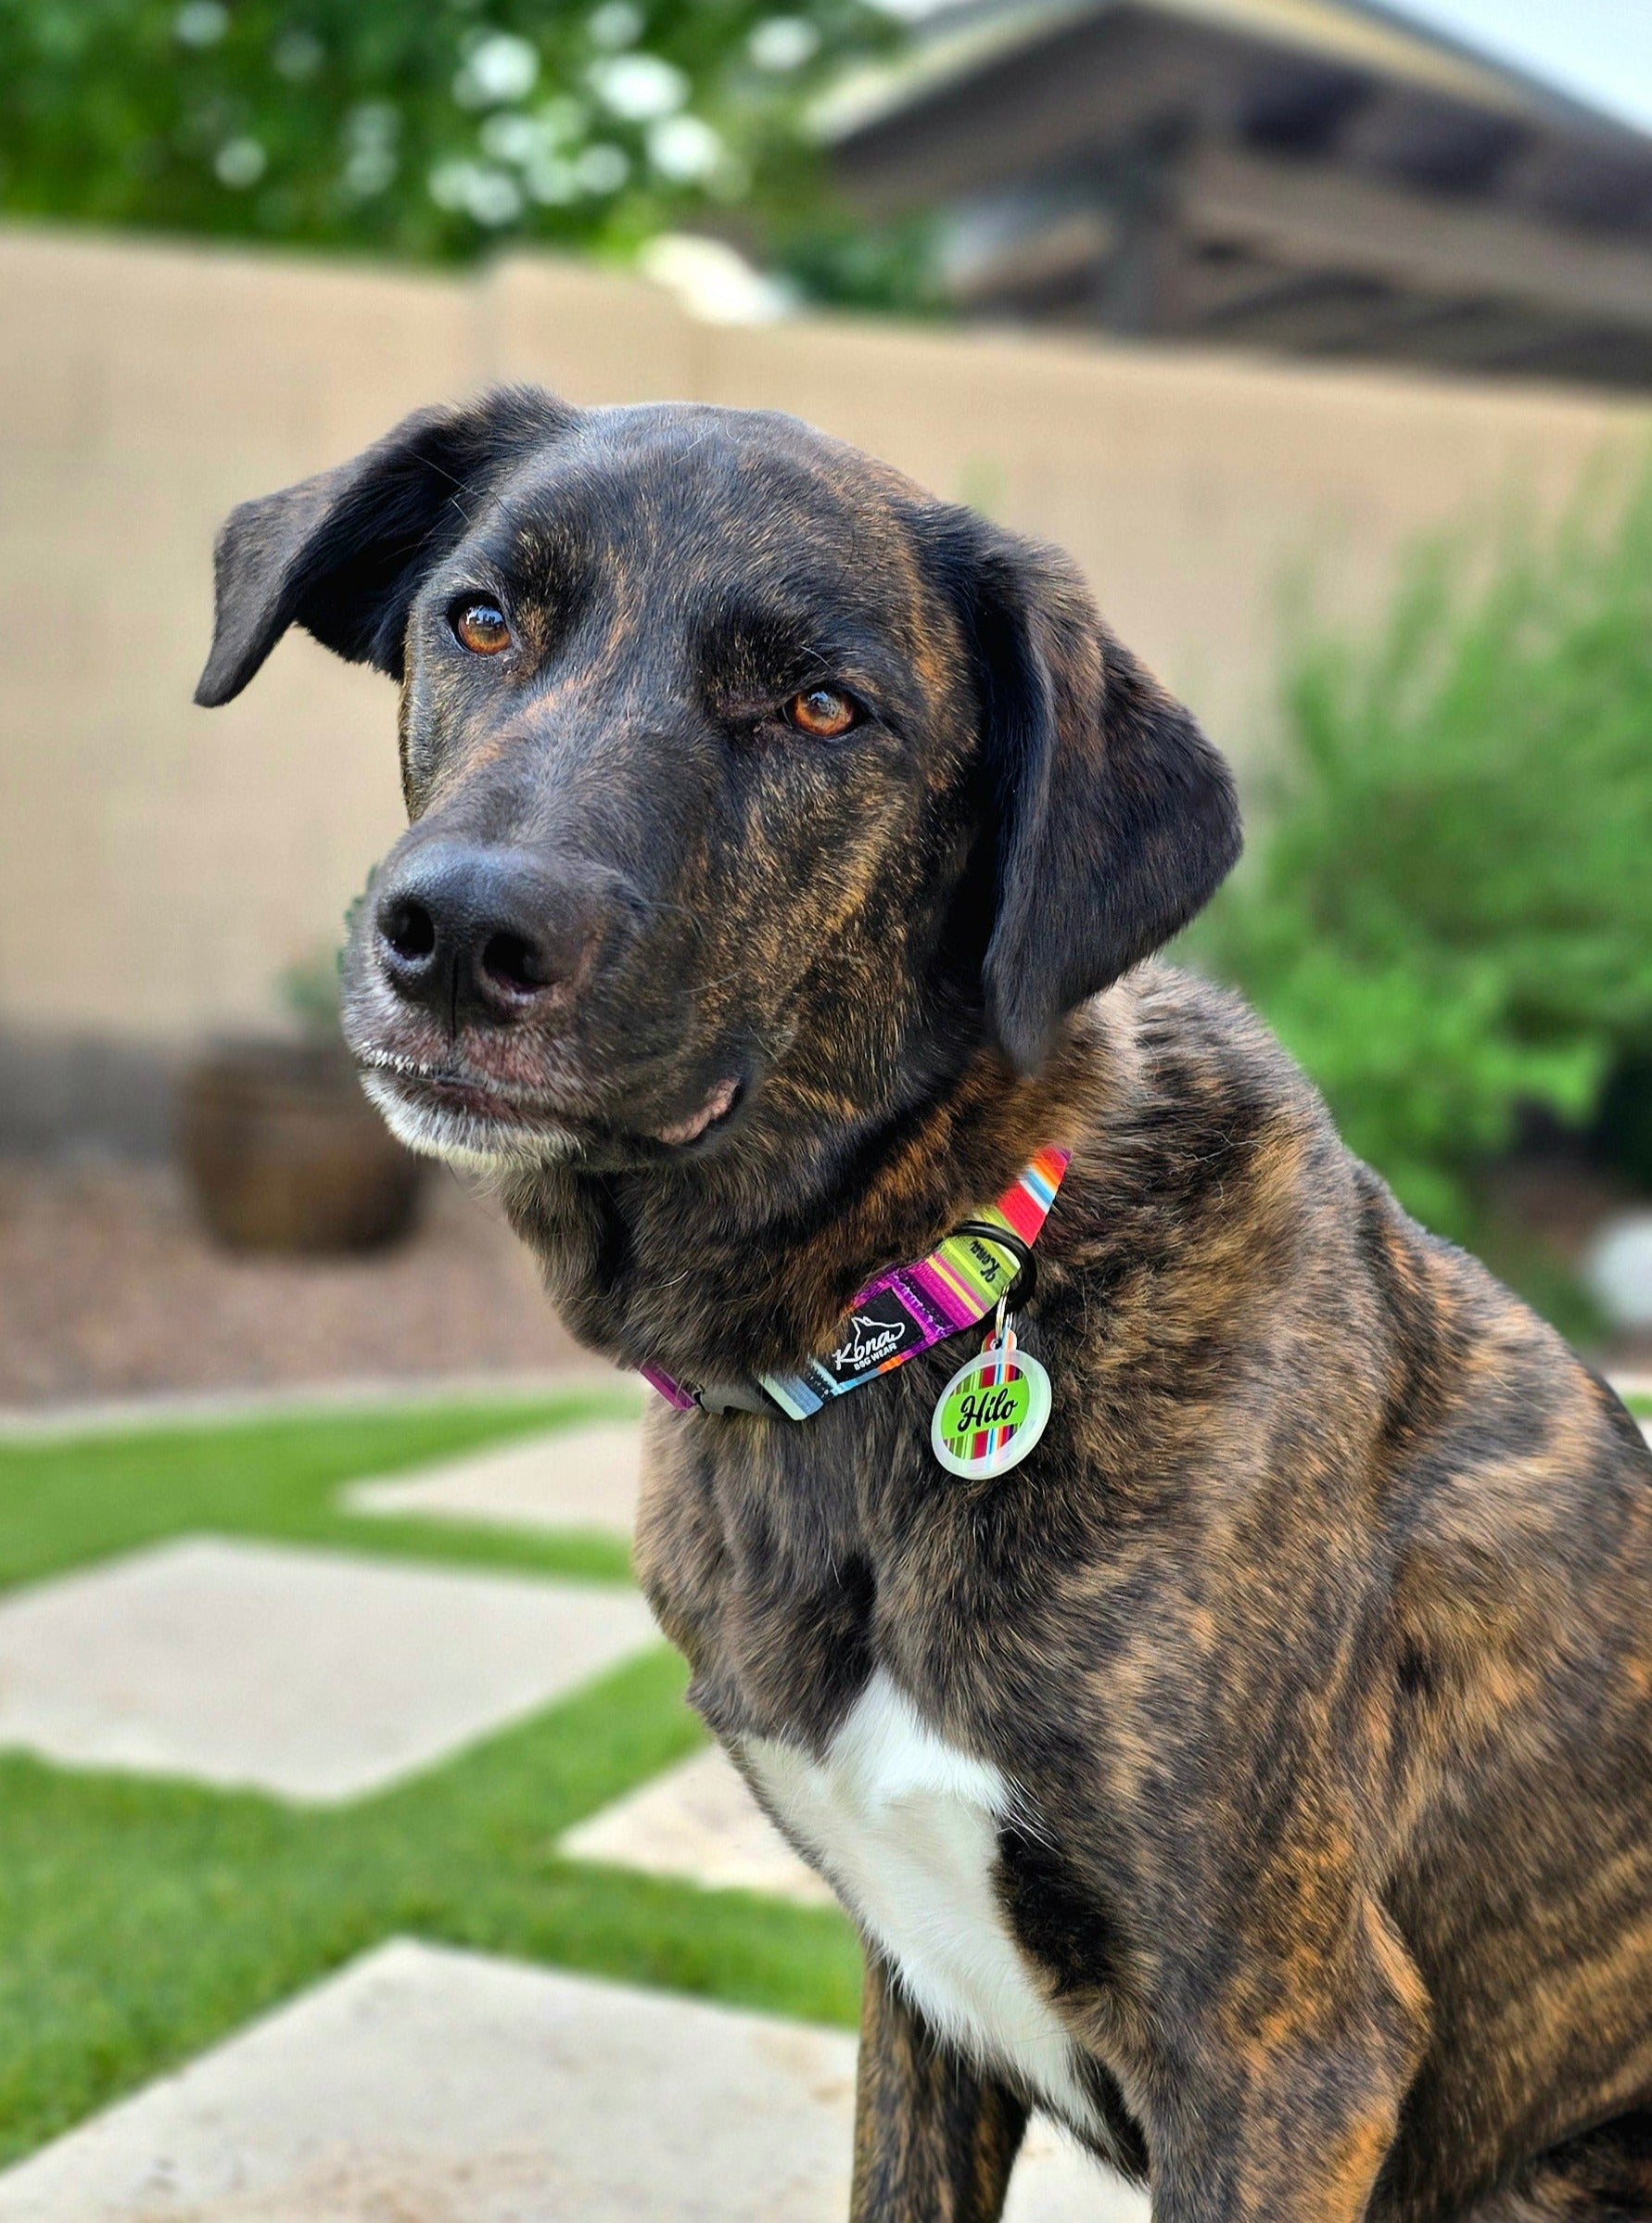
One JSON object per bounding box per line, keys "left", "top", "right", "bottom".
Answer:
{"left": 950, "top": 1220, "right": 1037, "bottom": 1309}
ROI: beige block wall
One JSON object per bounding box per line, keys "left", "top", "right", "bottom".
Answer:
{"left": 2, "top": 223, "right": 1646, "bottom": 1047}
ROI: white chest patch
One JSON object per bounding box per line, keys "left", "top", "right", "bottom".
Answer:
{"left": 744, "top": 1670, "right": 1096, "bottom": 2134}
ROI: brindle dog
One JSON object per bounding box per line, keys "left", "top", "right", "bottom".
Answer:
{"left": 197, "top": 388, "right": 1652, "bottom": 2223}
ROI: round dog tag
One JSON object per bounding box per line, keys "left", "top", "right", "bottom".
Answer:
{"left": 931, "top": 1331, "right": 1051, "bottom": 1479}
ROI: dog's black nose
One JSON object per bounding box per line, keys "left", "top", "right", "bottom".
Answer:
{"left": 373, "top": 842, "right": 617, "bottom": 1026}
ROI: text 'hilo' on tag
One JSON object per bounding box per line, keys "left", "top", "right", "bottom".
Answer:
{"left": 931, "top": 1329, "right": 1051, "bottom": 1478}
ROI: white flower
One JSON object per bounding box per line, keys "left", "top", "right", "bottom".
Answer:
{"left": 174, "top": 1, "right": 227, "bottom": 47}
{"left": 574, "top": 143, "right": 630, "bottom": 194}
{"left": 455, "top": 32, "right": 540, "bottom": 108}
{"left": 342, "top": 146, "right": 397, "bottom": 198}
{"left": 479, "top": 112, "right": 540, "bottom": 164}
{"left": 214, "top": 138, "right": 267, "bottom": 189}
{"left": 346, "top": 102, "right": 399, "bottom": 148}
{"left": 535, "top": 97, "right": 588, "bottom": 147}
{"left": 748, "top": 17, "right": 820, "bottom": 72}
{"left": 646, "top": 114, "right": 722, "bottom": 184}
{"left": 588, "top": 52, "right": 687, "bottom": 121}
{"left": 587, "top": 2, "right": 643, "bottom": 50}
{"left": 526, "top": 156, "right": 579, "bottom": 205}
{"left": 427, "top": 159, "right": 473, "bottom": 210}
{"left": 466, "top": 167, "right": 526, "bottom": 224}
{"left": 273, "top": 28, "right": 324, "bottom": 81}
{"left": 427, "top": 159, "right": 524, "bottom": 225}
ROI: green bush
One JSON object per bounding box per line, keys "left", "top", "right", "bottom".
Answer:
{"left": 1193, "top": 461, "right": 1652, "bottom": 1240}
{"left": 0, "top": 0, "right": 889, "bottom": 266}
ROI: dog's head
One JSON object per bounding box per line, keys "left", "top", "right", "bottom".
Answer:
{"left": 197, "top": 388, "right": 1239, "bottom": 1175}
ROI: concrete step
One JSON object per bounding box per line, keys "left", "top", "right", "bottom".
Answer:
{"left": 0, "top": 1938, "right": 1149, "bottom": 2222}
{"left": 0, "top": 1536, "right": 656, "bottom": 1801}
{"left": 562, "top": 1745, "right": 835, "bottom": 1906}
{"left": 344, "top": 1419, "right": 642, "bottom": 1538}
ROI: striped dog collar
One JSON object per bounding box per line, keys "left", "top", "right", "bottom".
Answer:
{"left": 642, "top": 1146, "right": 1070, "bottom": 1421}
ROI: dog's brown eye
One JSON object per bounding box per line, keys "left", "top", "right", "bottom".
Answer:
{"left": 451, "top": 600, "right": 511, "bottom": 655}
{"left": 784, "top": 687, "right": 858, "bottom": 739}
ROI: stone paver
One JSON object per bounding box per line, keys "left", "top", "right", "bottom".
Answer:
{"left": 344, "top": 1419, "right": 642, "bottom": 1537}
{"left": 0, "top": 1537, "right": 656, "bottom": 1802}
{"left": 0, "top": 1938, "right": 1146, "bottom": 2223}
{"left": 562, "top": 1746, "right": 835, "bottom": 1907}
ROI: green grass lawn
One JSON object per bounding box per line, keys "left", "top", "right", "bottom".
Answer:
{"left": 0, "top": 1399, "right": 859, "bottom": 2170}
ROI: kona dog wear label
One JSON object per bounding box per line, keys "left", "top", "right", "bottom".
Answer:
{"left": 642, "top": 1147, "right": 1069, "bottom": 1423}
{"left": 823, "top": 1291, "right": 921, "bottom": 1382}
{"left": 931, "top": 1333, "right": 1052, "bottom": 1478}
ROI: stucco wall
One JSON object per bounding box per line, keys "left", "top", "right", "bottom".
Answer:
{"left": 2, "top": 222, "right": 1644, "bottom": 1060}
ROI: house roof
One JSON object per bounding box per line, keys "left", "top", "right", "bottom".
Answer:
{"left": 820, "top": 0, "right": 1584, "bottom": 141}
{"left": 821, "top": 0, "right": 1652, "bottom": 387}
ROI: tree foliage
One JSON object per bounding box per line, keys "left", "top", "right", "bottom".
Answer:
{"left": 0, "top": 0, "right": 890, "bottom": 262}
{"left": 1192, "top": 464, "right": 1652, "bottom": 1239}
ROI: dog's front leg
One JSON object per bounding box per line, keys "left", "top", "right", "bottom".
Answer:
{"left": 849, "top": 1952, "right": 1029, "bottom": 2222}
{"left": 1148, "top": 2048, "right": 1403, "bottom": 2223}
{"left": 1147, "top": 1905, "right": 1429, "bottom": 2223}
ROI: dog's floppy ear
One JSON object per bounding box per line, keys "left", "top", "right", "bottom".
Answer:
{"left": 194, "top": 386, "right": 575, "bottom": 707}
{"left": 925, "top": 509, "right": 1241, "bottom": 1073}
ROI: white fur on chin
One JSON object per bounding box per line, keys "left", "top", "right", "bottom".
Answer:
{"left": 361, "top": 1070, "right": 578, "bottom": 1174}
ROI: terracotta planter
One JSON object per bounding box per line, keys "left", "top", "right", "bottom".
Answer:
{"left": 180, "top": 1041, "right": 423, "bottom": 1253}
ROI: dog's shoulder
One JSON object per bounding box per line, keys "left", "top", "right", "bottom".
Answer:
{"left": 1058, "top": 961, "right": 1652, "bottom": 1535}
{"left": 1050, "top": 960, "right": 1356, "bottom": 1339}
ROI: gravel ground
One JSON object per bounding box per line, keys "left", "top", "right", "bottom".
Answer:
{"left": 0, "top": 1159, "right": 589, "bottom": 1409}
